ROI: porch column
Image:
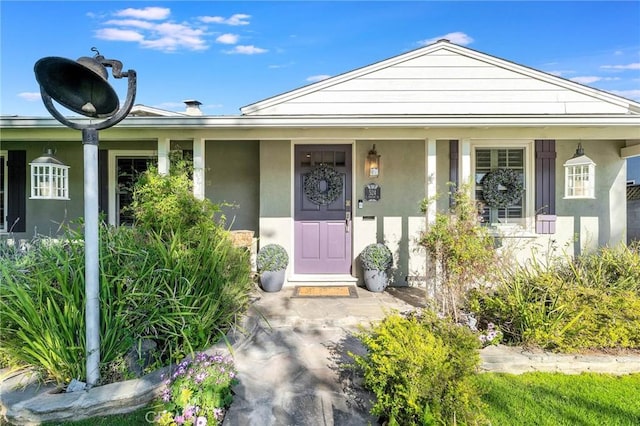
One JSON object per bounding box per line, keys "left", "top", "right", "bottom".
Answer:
{"left": 158, "top": 138, "right": 170, "bottom": 175}
{"left": 460, "top": 138, "right": 472, "bottom": 189}
{"left": 193, "top": 138, "right": 205, "bottom": 200}
{"left": 426, "top": 138, "right": 437, "bottom": 224}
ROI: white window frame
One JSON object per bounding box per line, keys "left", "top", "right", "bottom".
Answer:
{"left": 470, "top": 140, "right": 535, "bottom": 231}
{"left": 564, "top": 162, "right": 596, "bottom": 199}
{"left": 29, "top": 162, "right": 70, "bottom": 200}
{"left": 108, "top": 150, "right": 156, "bottom": 226}
{"left": 0, "top": 151, "right": 7, "bottom": 233}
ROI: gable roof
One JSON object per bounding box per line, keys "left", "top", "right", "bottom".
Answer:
{"left": 241, "top": 40, "right": 640, "bottom": 116}
{"left": 128, "top": 104, "right": 186, "bottom": 117}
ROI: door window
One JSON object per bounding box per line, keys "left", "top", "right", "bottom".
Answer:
{"left": 116, "top": 157, "right": 156, "bottom": 225}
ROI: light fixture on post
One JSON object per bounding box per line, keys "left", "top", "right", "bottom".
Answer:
{"left": 564, "top": 142, "right": 596, "bottom": 199}
{"left": 30, "top": 148, "right": 69, "bottom": 200}
{"left": 34, "top": 47, "right": 137, "bottom": 388}
{"left": 366, "top": 144, "right": 381, "bottom": 178}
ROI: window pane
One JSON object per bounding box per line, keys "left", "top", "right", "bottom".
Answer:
{"left": 475, "top": 147, "right": 525, "bottom": 223}
{"left": 117, "top": 157, "right": 156, "bottom": 225}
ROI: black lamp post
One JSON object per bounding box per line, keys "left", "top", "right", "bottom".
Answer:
{"left": 34, "top": 48, "right": 137, "bottom": 387}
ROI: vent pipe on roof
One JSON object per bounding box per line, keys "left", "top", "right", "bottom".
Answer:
{"left": 183, "top": 100, "right": 203, "bottom": 116}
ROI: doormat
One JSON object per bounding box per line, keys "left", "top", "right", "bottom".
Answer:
{"left": 292, "top": 285, "right": 358, "bottom": 298}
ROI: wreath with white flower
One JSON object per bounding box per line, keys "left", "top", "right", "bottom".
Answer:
{"left": 304, "top": 164, "right": 343, "bottom": 205}
{"left": 481, "top": 168, "right": 524, "bottom": 208}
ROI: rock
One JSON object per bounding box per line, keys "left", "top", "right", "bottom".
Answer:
{"left": 66, "top": 379, "right": 86, "bottom": 393}
{"left": 125, "top": 339, "right": 158, "bottom": 377}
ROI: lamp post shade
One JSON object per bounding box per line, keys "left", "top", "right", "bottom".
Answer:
{"left": 34, "top": 56, "right": 119, "bottom": 118}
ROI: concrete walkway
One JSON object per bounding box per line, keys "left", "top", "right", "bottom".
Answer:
{"left": 2, "top": 284, "right": 640, "bottom": 425}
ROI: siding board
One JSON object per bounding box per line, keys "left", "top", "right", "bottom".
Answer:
{"left": 260, "top": 102, "right": 625, "bottom": 115}
{"left": 244, "top": 43, "right": 631, "bottom": 116}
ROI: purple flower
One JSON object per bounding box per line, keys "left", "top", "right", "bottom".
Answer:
{"left": 174, "top": 415, "right": 185, "bottom": 425}
{"left": 184, "top": 406, "right": 195, "bottom": 419}
{"left": 213, "top": 408, "right": 225, "bottom": 421}
{"left": 196, "top": 416, "right": 208, "bottom": 426}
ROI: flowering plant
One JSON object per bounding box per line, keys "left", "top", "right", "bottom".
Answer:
{"left": 156, "top": 352, "right": 238, "bottom": 426}
{"left": 478, "top": 323, "right": 503, "bottom": 347}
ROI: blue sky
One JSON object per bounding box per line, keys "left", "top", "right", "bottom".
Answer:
{"left": 1, "top": 1, "right": 639, "bottom": 116}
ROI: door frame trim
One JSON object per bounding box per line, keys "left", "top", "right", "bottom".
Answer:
{"left": 290, "top": 140, "right": 356, "bottom": 277}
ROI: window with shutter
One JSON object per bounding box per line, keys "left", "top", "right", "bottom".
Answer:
{"left": 475, "top": 147, "right": 526, "bottom": 224}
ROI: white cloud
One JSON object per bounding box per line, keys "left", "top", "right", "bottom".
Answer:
{"left": 601, "top": 63, "right": 640, "bottom": 70}
{"left": 570, "top": 76, "right": 620, "bottom": 84}
{"left": 225, "top": 45, "right": 267, "bottom": 55}
{"left": 571, "top": 76, "right": 602, "bottom": 84}
{"left": 103, "top": 19, "right": 155, "bottom": 30}
{"left": 115, "top": 7, "right": 171, "bottom": 20}
{"left": 97, "top": 16, "right": 208, "bottom": 51}
{"left": 609, "top": 89, "right": 640, "bottom": 101}
{"left": 546, "top": 70, "right": 574, "bottom": 77}
{"left": 216, "top": 33, "right": 239, "bottom": 44}
{"left": 18, "top": 92, "right": 41, "bottom": 102}
{"left": 95, "top": 28, "right": 144, "bottom": 42}
{"left": 418, "top": 32, "right": 473, "bottom": 47}
{"left": 93, "top": 8, "right": 260, "bottom": 53}
{"left": 306, "top": 74, "right": 331, "bottom": 82}
{"left": 200, "top": 14, "right": 250, "bottom": 26}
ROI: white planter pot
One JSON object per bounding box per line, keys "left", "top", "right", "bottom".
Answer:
{"left": 363, "top": 269, "right": 388, "bottom": 292}
{"left": 260, "top": 269, "right": 286, "bottom": 292}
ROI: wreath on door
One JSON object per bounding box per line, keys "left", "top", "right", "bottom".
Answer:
{"left": 481, "top": 168, "right": 524, "bottom": 208}
{"left": 304, "top": 164, "right": 343, "bottom": 205}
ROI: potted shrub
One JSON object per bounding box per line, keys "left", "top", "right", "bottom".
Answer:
{"left": 361, "top": 243, "right": 393, "bottom": 292}
{"left": 256, "top": 243, "right": 289, "bottom": 292}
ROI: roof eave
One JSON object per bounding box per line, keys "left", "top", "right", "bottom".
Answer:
{"left": 2, "top": 114, "right": 640, "bottom": 129}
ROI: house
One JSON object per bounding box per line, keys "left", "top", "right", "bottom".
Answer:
{"left": 2, "top": 40, "right": 639, "bottom": 286}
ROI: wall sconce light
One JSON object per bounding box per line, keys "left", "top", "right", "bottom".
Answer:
{"left": 366, "top": 144, "right": 381, "bottom": 178}
{"left": 30, "top": 148, "right": 70, "bottom": 200}
{"left": 563, "top": 143, "right": 596, "bottom": 199}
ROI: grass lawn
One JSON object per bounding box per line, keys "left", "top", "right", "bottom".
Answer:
{"left": 42, "top": 407, "right": 153, "bottom": 426}
{"left": 474, "top": 372, "right": 640, "bottom": 426}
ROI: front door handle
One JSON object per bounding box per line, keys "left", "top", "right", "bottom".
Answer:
{"left": 345, "top": 211, "right": 351, "bottom": 232}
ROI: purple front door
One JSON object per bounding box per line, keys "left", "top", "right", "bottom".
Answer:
{"left": 294, "top": 145, "right": 352, "bottom": 274}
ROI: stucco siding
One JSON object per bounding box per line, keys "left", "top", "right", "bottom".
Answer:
{"left": 259, "top": 140, "right": 291, "bottom": 219}
{"left": 354, "top": 140, "right": 426, "bottom": 285}
{"left": 555, "top": 139, "right": 626, "bottom": 254}
{"left": 3, "top": 141, "right": 83, "bottom": 238}
{"left": 205, "top": 140, "right": 259, "bottom": 232}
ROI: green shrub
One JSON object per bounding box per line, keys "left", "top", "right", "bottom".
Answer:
{"left": 256, "top": 244, "right": 289, "bottom": 272}
{"left": 350, "top": 310, "right": 486, "bottom": 425}
{"left": 469, "top": 244, "right": 640, "bottom": 351}
{"left": 129, "top": 158, "right": 224, "bottom": 238}
{"left": 420, "top": 184, "right": 497, "bottom": 321}
{"left": 360, "top": 243, "right": 393, "bottom": 271}
{"left": 0, "top": 161, "right": 253, "bottom": 385}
